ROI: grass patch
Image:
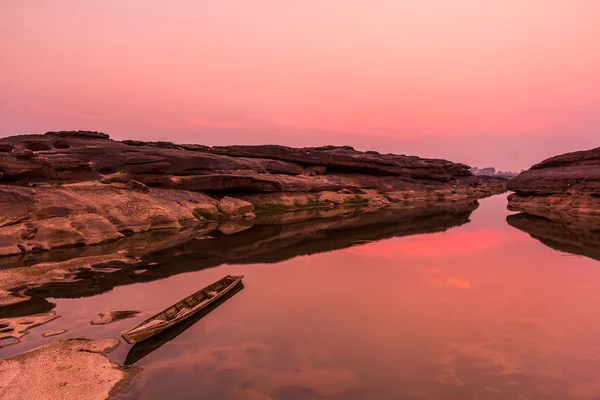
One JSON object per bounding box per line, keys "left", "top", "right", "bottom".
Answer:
{"left": 255, "top": 198, "right": 329, "bottom": 214}
{"left": 254, "top": 198, "right": 331, "bottom": 214}
{"left": 306, "top": 198, "right": 327, "bottom": 207}
{"left": 254, "top": 203, "right": 294, "bottom": 213}
{"left": 343, "top": 195, "right": 368, "bottom": 206}
{"left": 49, "top": 180, "right": 64, "bottom": 186}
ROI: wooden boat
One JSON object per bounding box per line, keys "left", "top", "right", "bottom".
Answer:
{"left": 124, "top": 282, "right": 244, "bottom": 365}
{"left": 122, "top": 275, "right": 243, "bottom": 344}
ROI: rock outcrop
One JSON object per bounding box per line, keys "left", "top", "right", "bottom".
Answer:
{"left": 0, "top": 312, "right": 59, "bottom": 347}
{"left": 217, "top": 196, "right": 254, "bottom": 216}
{"left": 508, "top": 147, "right": 600, "bottom": 195}
{"left": 0, "top": 131, "right": 497, "bottom": 192}
{"left": 0, "top": 185, "right": 218, "bottom": 257}
{"left": 0, "top": 198, "right": 479, "bottom": 312}
{"left": 0, "top": 131, "right": 506, "bottom": 256}
{"left": 507, "top": 146, "right": 600, "bottom": 226}
{"left": 0, "top": 338, "right": 124, "bottom": 400}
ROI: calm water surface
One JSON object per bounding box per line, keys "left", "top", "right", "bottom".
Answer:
{"left": 3, "top": 194, "right": 600, "bottom": 399}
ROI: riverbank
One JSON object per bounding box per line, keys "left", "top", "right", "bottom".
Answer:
{"left": 0, "top": 338, "right": 125, "bottom": 400}
{"left": 0, "top": 130, "right": 508, "bottom": 398}
{"left": 507, "top": 145, "right": 600, "bottom": 225}
{"left": 0, "top": 130, "right": 506, "bottom": 257}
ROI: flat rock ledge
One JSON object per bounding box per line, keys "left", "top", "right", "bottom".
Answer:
{"left": 0, "top": 131, "right": 507, "bottom": 256}
{"left": 0, "top": 338, "right": 124, "bottom": 400}
{"left": 507, "top": 193, "right": 600, "bottom": 227}
{"left": 0, "top": 311, "right": 60, "bottom": 347}
{"left": 41, "top": 329, "right": 67, "bottom": 338}
{"left": 507, "top": 145, "right": 600, "bottom": 226}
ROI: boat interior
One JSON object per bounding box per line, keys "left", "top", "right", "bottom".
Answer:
{"left": 160, "top": 275, "right": 241, "bottom": 322}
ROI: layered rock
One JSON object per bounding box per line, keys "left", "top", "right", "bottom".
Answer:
{"left": 0, "top": 131, "right": 498, "bottom": 193}
{"left": 507, "top": 146, "right": 600, "bottom": 226}
{"left": 0, "top": 199, "right": 478, "bottom": 312}
{"left": 0, "top": 185, "right": 219, "bottom": 257}
{"left": 0, "top": 131, "right": 506, "bottom": 256}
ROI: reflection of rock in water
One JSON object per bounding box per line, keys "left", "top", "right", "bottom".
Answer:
{"left": 3, "top": 200, "right": 478, "bottom": 316}
{"left": 124, "top": 283, "right": 244, "bottom": 366}
{"left": 507, "top": 213, "right": 600, "bottom": 261}
{"left": 90, "top": 310, "right": 141, "bottom": 325}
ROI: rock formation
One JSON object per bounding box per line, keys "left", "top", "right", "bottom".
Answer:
{"left": 0, "top": 199, "right": 478, "bottom": 314}
{"left": 507, "top": 146, "right": 600, "bottom": 226}
{"left": 0, "top": 338, "right": 124, "bottom": 400}
{"left": 0, "top": 130, "right": 506, "bottom": 256}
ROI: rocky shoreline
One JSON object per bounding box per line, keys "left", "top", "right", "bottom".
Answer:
{"left": 506, "top": 146, "right": 600, "bottom": 262}
{"left": 0, "top": 198, "right": 480, "bottom": 314}
{"left": 507, "top": 145, "right": 600, "bottom": 224}
{"left": 0, "top": 130, "right": 509, "bottom": 399}
{"left": 0, "top": 338, "right": 125, "bottom": 400}
{"left": 0, "top": 130, "right": 506, "bottom": 258}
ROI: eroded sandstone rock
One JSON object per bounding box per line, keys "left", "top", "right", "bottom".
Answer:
{"left": 0, "top": 338, "right": 124, "bottom": 400}
{"left": 507, "top": 146, "right": 600, "bottom": 224}
{"left": 368, "top": 197, "right": 390, "bottom": 208}
{"left": 0, "top": 312, "right": 60, "bottom": 346}
{"left": 218, "top": 196, "right": 254, "bottom": 215}
{"left": 508, "top": 146, "right": 600, "bottom": 196}
{"left": 0, "top": 185, "right": 218, "bottom": 256}
{"left": 41, "top": 329, "right": 67, "bottom": 338}
{"left": 0, "top": 131, "right": 508, "bottom": 258}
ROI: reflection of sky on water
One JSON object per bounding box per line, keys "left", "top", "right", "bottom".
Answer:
{"left": 4, "top": 194, "right": 600, "bottom": 399}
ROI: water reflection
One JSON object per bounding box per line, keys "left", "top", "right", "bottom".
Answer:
{"left": 124, "top": 283, "right": 245, "bottom": 366}
{"left": 111, "top": 194, "right": 600, "bottom": 400}
{"left": 507, "top": 213, "right": 600, "bottom": 261}
{"left": 2, "top": 199, "right": 478, "bottom": 318}
{"left": 5, "top": 194, "right": 600, "bottom": 399}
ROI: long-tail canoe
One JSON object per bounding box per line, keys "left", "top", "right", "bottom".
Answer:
{"left": 124, "top": 282, "right": 244, "bottom": 365}
{"left": 121, "top": 275, "right": 243, "bottom": 344}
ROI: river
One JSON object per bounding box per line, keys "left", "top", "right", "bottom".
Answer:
{"left": 2, "top": 193, "right": 600, "bottom": 399}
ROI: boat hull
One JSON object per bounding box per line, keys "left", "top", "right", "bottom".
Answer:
{"left": 122, "top": 276, "right": 243, "bottom": 344}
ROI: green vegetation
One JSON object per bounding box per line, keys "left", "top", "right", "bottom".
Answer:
{"left": 343, "top": 195, "right": 368, "bottom": 206}
{"left": 254, "top": 203, "right": 294, "bottom": 213}
{"left": 306, "top": 197, "right": 327, "bottom": 207}
{"left": 255, "top": 198, "right": 329, "bottom": 214}
{"left": 49, "top": 180, "right": 64, "bottom": 186}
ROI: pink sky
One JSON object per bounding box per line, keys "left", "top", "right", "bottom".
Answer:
{"left": 1, "top": 0, "right": 599, "bottom": 170}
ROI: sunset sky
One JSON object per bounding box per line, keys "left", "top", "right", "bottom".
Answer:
{"left": 1, "top": 0, "right": 599, "bottom": 170}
